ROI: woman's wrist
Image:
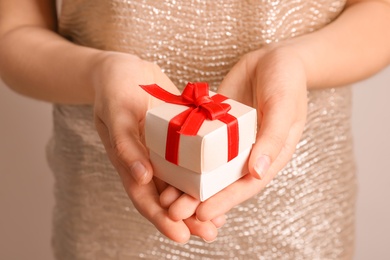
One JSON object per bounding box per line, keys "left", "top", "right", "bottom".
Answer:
{"left": 259, "top": 38, "right": 339, "bottom": 90}
{"left": 248, "top": 42, "right": 309, "bottom": 91}
{"left": 89, "top": 51, "right": 146, "bottom": 101}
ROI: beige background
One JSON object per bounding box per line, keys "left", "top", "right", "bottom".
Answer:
{"left": 1, "top": 66, "right": 389, "bottom": 259}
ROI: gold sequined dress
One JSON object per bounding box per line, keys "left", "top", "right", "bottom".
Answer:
{"left": 47, "top": 0, "right": 357, "bottom": 259}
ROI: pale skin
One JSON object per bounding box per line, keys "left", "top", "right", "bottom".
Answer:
{"left": 1, "top": 0, "right": 390, "bottom": 244}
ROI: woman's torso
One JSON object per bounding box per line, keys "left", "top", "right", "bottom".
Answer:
{"left": 48, "top": 1, "right": 356, "bottom": 259}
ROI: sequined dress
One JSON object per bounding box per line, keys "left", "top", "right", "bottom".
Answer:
{"left": 48, "top": 0, "right": 357, "bottom": 259}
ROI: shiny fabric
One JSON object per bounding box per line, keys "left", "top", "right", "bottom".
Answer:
{"left": 48, "top": 0, "right": 356, "bottom": 259}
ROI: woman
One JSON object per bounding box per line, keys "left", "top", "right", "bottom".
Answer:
{"left": 1, "top": 0, "right": 389, "bottom": 259}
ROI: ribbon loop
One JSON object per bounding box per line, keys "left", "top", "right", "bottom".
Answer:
{"left": 141, "top": 82, "right": 239, "bottom": 165}
{"left": 201, "top": 102, "right": 231, "bottom": 120}
{"left": 141, "top": 82, "right": 231, "bottom": 132}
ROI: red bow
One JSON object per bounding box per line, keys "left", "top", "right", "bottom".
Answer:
{"left": 141, "top": 82, "right": 239, "bottom": 165}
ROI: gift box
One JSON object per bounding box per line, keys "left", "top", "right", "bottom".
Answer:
{"left": 141, "top": 82, "right": 257, "bottom": 201}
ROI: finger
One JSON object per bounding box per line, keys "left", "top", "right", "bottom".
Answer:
{"left": 162, "top": 189, "right": 227, "bottom": 228}
{"left": 153, "top": 176, "right": 169, "bottom": 195}
{"left": 183, "top": 216, "right": 218, "bottom": 243}
{"left": 267, "top": 120, "right": 306, "bottom": 178}
{"left": 248, "top": 95, "right": 295, "bottom": 180}
{"left": 196, "top": 122, "right": 305, "bottom": 222}
{"left": 196, "top": 174, "right": 263, "bottom": 222}
{"left": 168, "top": 193, "right": 200, "bottom": 221}
{"left": 128, "top": 179, "right": 191, "bottom": 244}
{"left": 95, "top": 117, "right": 191, "bottom": 243}
{"left": 161, "top": 187, "right": 227, "bottom": 229}
{"left": 210, "top": 215, "right": 227, "bottom": 229}
{"left": 95, "top": 115, "right": 190, "bottom": 242}
{"left": 159, "top": 185, "right": 183, "bottom": 209}
{"left": 95, "top": 111, "right": 153, "bottom": 185}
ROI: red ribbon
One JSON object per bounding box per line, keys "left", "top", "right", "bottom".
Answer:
{"left": 140, "top": 82, "right": 239, "bottom": 165}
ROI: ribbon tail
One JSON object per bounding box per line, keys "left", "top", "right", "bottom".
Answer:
{"left": 178, "top": 108, "right": 206, "bottom": 136}
{"left": 165, "top": 108, "right": 193, "bottom": 164}
{"left": 202, "top": 102, "right": 231, "bottom": 120}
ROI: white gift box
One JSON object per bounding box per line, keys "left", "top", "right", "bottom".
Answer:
{"left": 144, "top": 86, "right": 257, "bottom": 201}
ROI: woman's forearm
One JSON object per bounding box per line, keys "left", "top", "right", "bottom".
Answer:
{"left": 0, "top": 26, "right": 105, "bottom": 104}
{"left": 2, "top": 1, "right": 389, "bottom": 105}
{"left": 284, "top": 0, "right": 390, "bottom": 89}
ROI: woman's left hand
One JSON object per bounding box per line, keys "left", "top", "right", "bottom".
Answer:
{"left": 165, "top": 45, "right": 308, "bottom": 222}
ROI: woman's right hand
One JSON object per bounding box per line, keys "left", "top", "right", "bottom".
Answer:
{"left": 91, "top": 52, "right": 224, "bottom": 243}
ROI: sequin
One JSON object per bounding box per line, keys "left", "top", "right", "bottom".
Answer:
{"left": 48, "top": 0, "right": 356, "bottom": 259}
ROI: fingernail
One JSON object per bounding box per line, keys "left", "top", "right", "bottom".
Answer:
{"left": 130, "top": 161, "right": 148, "bottom": 185}
{"left": 254, "top": 155, "right": 271, "bottom": 179}
{"left": 203, "top": 237, "right": 217, "bottom": 243}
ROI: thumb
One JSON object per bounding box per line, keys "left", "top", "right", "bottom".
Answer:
{"left": 95, "top": 111, "right": 153, "bottom": 185}
{"left": 248, "top": 98, "right": 294, "bottom": 180}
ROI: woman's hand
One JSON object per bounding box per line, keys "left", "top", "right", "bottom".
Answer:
{"left": 167, "top": 45, "right": 308, "bottom": 222}
{"left": 197, "top": 46, "right": 308, "bottom": 220}
{"left": 91, "top": 52, "right": 224, "bottom": 243}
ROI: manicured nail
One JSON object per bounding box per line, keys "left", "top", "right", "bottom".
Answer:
{"left": 254, "top": 155, "right": 271, "bottom": 179}
{"left": 130, "top": 161, "right": 148, "bottom": 185}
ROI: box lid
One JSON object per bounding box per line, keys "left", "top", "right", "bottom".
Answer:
{"left": 145, "top": 92, "right": 257, "bottom": 173}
